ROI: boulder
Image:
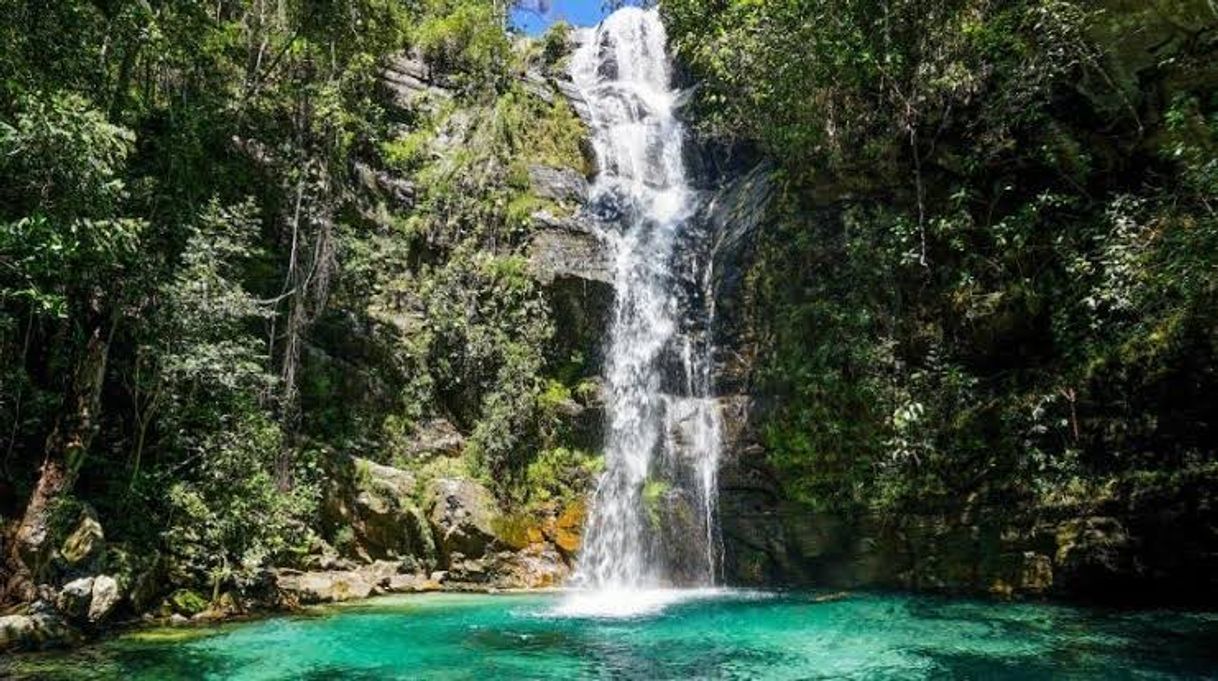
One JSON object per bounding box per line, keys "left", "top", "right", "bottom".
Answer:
{"left": 275, "top": 570, "right": 376, "bottom": 604}
{"left": 493, "top": 546, "right": 571, "bottom": 589}
{"left": 426, "top": 478, "right": 501, "bottom": 561}
{"left": 55, "top": 577, "right": 95, "bottom": 621}
{"left": 60, "top": 506, "right": 105, "bottom": 567}
{"left": 88, "top": 575, "right": 121, "bottom": 623}
{"left": 323, "top": 456, "right": 432, "bottom": 563}
{"left": 0, "top": 612, "right": 77, "bottom": 652}
{"left": 387, "top": 574, "right": 443, "bottom": 593}
{"left": 528, "top": 213, "right": 614, "bottom": 286}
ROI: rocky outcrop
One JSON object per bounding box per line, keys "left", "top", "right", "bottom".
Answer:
{"left": 381, "top": 53, "right": 451, "bottom": 107}
{"left": 700, "top": 163, "right": 775, "bottom": 393}
{"left": 529, "top": 213, "right": 615, "bottom": 376}
{"left": 354, "top": 161, "right": 415, "bottom": 213}
{"left": 529, "top": 164, "right": 588, "bottom": 205}
{"left": 425, "top": 478, "right": 501, "bottom": 561}
{"left": 321, "top": 456, "right": 434, "bottom": 565}
{"left": 528, "top": 213, "right": 613, "bottom": 286}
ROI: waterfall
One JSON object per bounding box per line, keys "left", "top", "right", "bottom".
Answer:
{"left": 561, "top": 7, "right": 723, "bottom": 613}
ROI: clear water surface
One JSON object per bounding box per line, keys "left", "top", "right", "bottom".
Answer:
{"left": 6, "top": 590, "right": 1217, "bottom": 680}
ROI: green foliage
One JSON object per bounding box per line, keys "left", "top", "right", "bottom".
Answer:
{"left": 524, "top": 446, "right": 601, "bottom": 506}
{"left": 163, "top": 414, "right": 319, "bottom": 589}
{"left": 678, "top": 1, "right": 1218, "bottom": 516}
{"left": 414, "top": 0, "right": 512, "bottom": 93}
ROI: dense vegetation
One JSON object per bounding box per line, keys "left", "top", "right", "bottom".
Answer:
{"left": 664, "top": 0, "right": 1218, "bottom": 518}
{"left": 3, "top": 0, "right": 1216, "bottom": 624}
{"left": 0, "top": 0, "right": 593, "bottom": 607}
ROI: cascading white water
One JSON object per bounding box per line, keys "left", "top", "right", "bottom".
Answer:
{"left": 559, "top": 7, "right": 724, "bottom": 615}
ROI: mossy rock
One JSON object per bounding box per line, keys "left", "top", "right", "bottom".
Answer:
{"left": 493, "top": 513, "right": 545, "bottom": 551}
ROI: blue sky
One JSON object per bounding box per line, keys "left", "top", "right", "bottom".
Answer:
{"left": 510, "top": 0, "right": 612, "bottom": 35}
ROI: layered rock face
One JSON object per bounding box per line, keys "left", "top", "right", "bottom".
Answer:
{"left": 696, "top": 160, "right": 1218, "bottom": 606}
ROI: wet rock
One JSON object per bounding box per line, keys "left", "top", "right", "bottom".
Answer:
{"left": 549, "top": 501, "right": 585, "bottom": 557}
{"left": 426, "top": 478, "right": 500, "bottom": 561}
{"left": 528, "top": 213, "right": 614, "bottom": 286}
{"left": 529, "top": 164, "right": 588, "bottom": 205}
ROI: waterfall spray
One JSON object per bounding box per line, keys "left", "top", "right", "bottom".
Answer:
{"left": 560, "top": 7, "right": 723, "bottom": 616}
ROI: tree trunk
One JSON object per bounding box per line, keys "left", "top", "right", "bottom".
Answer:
{"left": 4, "top": 316, "right": 113, "bottom": 604}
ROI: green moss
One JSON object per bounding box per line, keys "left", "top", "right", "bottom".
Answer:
{"left": 642, "top": 479, "right": 670, "bottom": 529}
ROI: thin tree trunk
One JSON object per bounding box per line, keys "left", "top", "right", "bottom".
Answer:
{"left": 4, "top": 314, "right": 114, "bottom": 604}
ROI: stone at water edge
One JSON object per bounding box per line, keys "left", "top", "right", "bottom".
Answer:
{"left": 386, "top": 574, "right": 443, "bottom": 593}
{"left": 275, "top": 570, "right": 376, "bottom": 604}
{"left": 0, "top": 612, "right": 78, "bottom": 652}
{"left": 55, "top": 576, "right": 95, "bottom": 621}
{"left": 55, "top": 573, "right": 121, "bottom": 624}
